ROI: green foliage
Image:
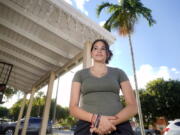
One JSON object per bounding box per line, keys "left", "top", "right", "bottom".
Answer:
{"left": 9, "top": 98, "right": 28, "bottom": 120}
{"left": 0, "top": 106, "right": 9, "bottom": 118}
{"left": 96, "top": 0, "right": 156, "bottom": 36}
{"left": 7, "top": 94, "right": 70, "bottom": 124}
{"left": 139, "top": 89, "right": 156, "bottom": 125}
{"left": 60, "top": 116, "right": 77, "bottom": 127}
{"left": 3, "top": 87, "right": 17, "bottom": 99}
{"left": 120, "top": 95, "right": 125, "bottom": 106}
{"left": 1, "top": 91, "right": 73, "bottom": 126}
{"left": 49, "top": 99, "right": 69, "bottom": 120}
{"left": 140, "top": 78, "right": 180, "bottom": 124}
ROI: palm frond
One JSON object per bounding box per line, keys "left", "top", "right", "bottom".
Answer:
{"left": 96, "top": 2, "right": 111, "bottom": 16}
{"left": 139, "top": 7, "right": 156, "bottom": 26}
{"left": 96, "top": 2, "right": 120, "bottom": 17}
{"left": 97, "top": 0, "right": 156, "bottom": 35}
{"left": 107, "top": 5, "right": 121, "bottom": 13}
{"left": 103, "top": 10, "right": 122, "bottom": 31}
{"left": 134, "top": 0, "right": 156, "bottom": 26}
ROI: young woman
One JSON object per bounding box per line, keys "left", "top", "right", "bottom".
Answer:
{"left": 69, "top": 39, "right": 137, "bottom": 135}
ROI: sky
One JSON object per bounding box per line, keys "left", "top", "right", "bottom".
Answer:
{"left": 2, "top": 0, "right": 180, "bottom": 108}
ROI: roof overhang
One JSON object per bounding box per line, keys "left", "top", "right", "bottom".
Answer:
{"left": 0, "top": 0, "right": 115, "bottom": 93}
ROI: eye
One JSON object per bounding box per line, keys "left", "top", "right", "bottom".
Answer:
{"left": 92, "top": 46, "right": 106, "bottom": 51}
{"left": 93, "top": 47, "right": 98, "bottom": 50}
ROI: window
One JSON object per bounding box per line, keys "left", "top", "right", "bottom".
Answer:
{"left": 29, "top": 118, "right": 41, "bottom": 124}
{"left": 174, "top": 122, "right": 180, "bottom": 126}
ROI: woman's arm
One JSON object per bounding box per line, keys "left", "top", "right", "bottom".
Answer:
{"left": 111, "top": 81, "right": 138, "bottom": 125}
{"left": 70, "top": 82, "right": 116, "bottom": 134}
{"left": 69, "top": 82, "right": 92, "bottom": 122}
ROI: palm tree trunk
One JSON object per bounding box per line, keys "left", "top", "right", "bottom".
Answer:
{"left": 128, "top": 34, "right": 145, "bottom": 135}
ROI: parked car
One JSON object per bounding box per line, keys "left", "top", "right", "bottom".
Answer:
{"left": 0, "top": 117, "right": 52, "bottom": 135}
{"left": 0, "top": 118, "right": 11, "bottom": 124}
{"left": 134, "top": 127, "right": 160, "bottom": 135}
{"left": 163, "top": 119, "right": 180, "bottom": 135}
{"left": 70, "top": 125, "right": 77, "bottom": 131}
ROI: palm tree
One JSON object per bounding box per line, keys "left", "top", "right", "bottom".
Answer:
{"left": 97, "top": 0, "right": 156, "bottom": 135}
{"left": 36, "top": 91, "right": 44, "bottom": 117}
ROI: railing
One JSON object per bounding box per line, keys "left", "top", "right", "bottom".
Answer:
{"left": 0, "top": 62, "right": 13, "bottom": 103}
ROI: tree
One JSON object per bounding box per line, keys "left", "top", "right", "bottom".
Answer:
{"left": 142, "top": 78, "right": 180, "bottom": 121}
{"left": 9, "top": 98, "right": 28, "bottom": 120}
{"left": 49, "top": 99, "right": 69, "bottom": 121}
{"left": 31, "top": 96, "right": 45, "bottom": 117}
{"left": 0, "top": 86, "right": 17, "bottom": 103}
{"left": 139, "top": 89, "right": 157, "bottom": 126}
{"left": 61, "top": 115, "right": 77, "bottom": 128}
{"left": 138, "top": 78, "right": 180, "bottom": 126}
{"left": 33, "top": 91, "right": 45, "bottom": 117}
{"left": 3, "top": 87, "right": 17, "bottom": 98}
{"left": 97, "top": 0, "right": 156, "bottom": 134}
{"left": 0, "top": 106, "right": 9, "bottom": 118}
{"left": 9, "top": 97, "right": 70, "bottom": 123}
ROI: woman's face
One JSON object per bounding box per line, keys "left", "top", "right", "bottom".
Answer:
{"left": 91, "top": 41, "right": 108, "bottom": 63}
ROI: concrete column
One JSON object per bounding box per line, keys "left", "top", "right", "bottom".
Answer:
{"left": 52, "top": 76, "right": 60, "bottom": 124}
{"left": 39, "top": 72, "right": 55, "bottom": 135}
{"left": 21, "top": 88, "right": 36, "bottom": 135}
{"left": 14, "top": 93, "right": 27, "bottom": 135}
{"left": 83, "top": 41, "right": 92, "bottom": 68}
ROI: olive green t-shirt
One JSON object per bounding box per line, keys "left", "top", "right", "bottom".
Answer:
{"left": 72, "top": 66, "right": 129, "bottom": 116}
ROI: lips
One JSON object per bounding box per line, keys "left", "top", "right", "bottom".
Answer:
{"left": 96, "top": 54, "right": 103, "bottom": 56}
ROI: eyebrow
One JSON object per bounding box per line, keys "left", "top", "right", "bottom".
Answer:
{"left": 93, "top": 45, "right": 106, "bottom": 48}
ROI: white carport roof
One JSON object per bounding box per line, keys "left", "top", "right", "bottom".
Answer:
{"left": 0, "top": 0, "right": 115, "bottom": 93}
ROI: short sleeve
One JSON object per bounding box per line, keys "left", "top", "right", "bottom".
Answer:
{"left": 72, "top": 70, "right": 82, "bottom": 83}
{"left": 118, "top": 69, "right": 129, "bottom": 83}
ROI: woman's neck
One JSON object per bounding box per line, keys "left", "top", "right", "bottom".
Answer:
{"left": 92, "top": 62, "right": 107, "bottom": 71}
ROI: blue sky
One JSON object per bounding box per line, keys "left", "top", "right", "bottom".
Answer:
{"left": 3, "top": 0, "right": 180, "bottom": 108}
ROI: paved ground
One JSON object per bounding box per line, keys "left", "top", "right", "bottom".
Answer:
{"left": 48, "top": 129, "right": 74, "bottom": 135}
{"left": 0, "top": 129, "right": 74, "bottom": 135}
{"left": 0, "top": 130, "right": 73, "bottom": 135}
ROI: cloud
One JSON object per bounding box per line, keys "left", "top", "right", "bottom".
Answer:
{"left": 171, "top": 68, "right": 176, "bottom": 71}
{"left": 171, "top": 68, "right": 180, "bottom": 74}
{"left": 129, "top": 64, "right": 180, "bottom": 89}
{"left": 63, "top": 0, "right": 73, "bottom": 5}
{"left": 157, "top": 66, "right": 170, "bottom": 80}
{"left": 99, "top": 21, "right": 105, "bottom": 27}
{"left": 74, "top": 0, "right": 89, "bottom": 15}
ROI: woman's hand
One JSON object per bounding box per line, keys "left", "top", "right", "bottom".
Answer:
{"left": 90, "top": 116, "right": 117, "bottom": 134}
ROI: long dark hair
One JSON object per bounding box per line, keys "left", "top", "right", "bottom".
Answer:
{"left": 91, "top": 39, "right": 113, "bottom": 64}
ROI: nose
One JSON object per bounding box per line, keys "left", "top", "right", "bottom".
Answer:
{"left": 97, "top": 49, "right": 102, "bottom": 52}
{"left": 97, "top": 48, "right": 104, "bottom": 52}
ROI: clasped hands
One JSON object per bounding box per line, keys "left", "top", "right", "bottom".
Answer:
{"left": 90, "top": 115, "right": 118, "bottom": 135}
